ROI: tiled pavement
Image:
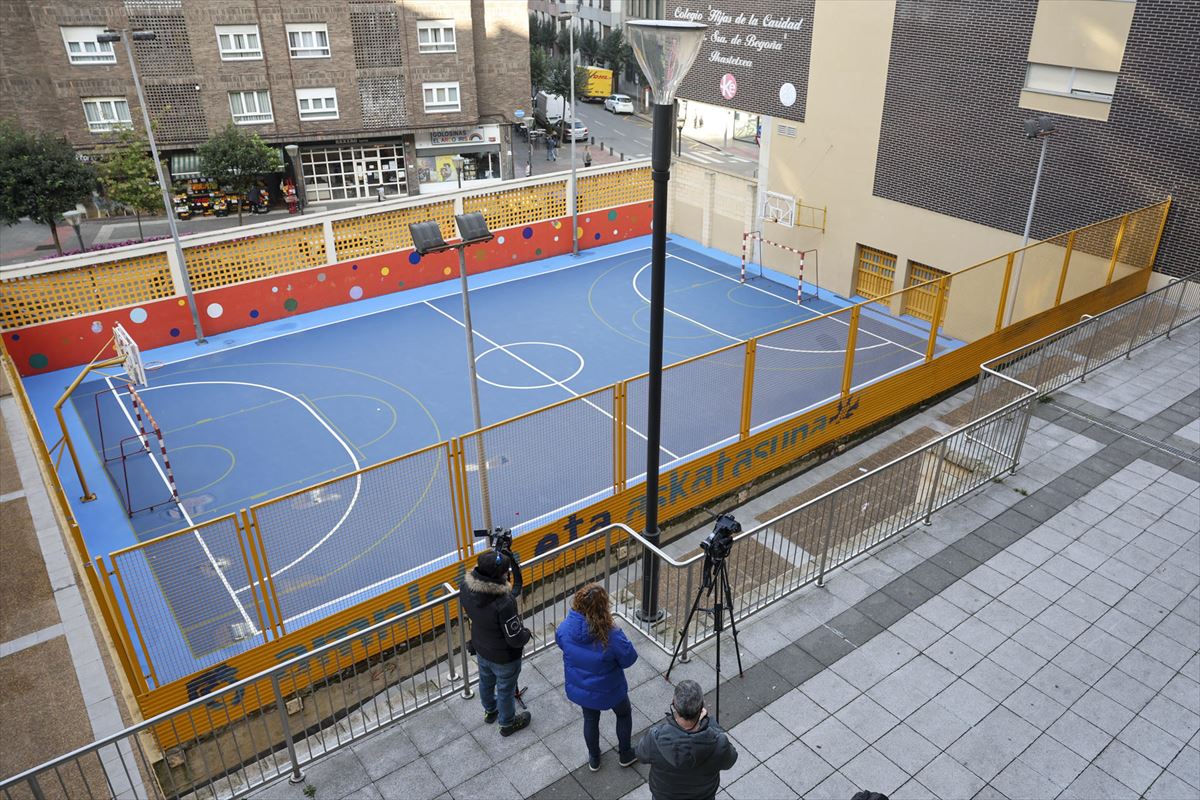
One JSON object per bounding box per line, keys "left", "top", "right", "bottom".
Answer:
{"left": 249, "top": 323, "right": 1200, "bottom": 800}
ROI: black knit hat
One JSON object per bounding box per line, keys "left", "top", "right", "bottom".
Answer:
{"left": 475, "top": 549, "right": 510, "bottom": 580}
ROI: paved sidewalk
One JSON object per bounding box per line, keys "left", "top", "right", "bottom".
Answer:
{"left": 249, "top": 322, "right": 1199, "bottom": 800}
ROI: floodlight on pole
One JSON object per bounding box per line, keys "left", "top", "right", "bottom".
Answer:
{"left": 284, "top": 144, "right": 306, "bottom": 214}
{"left": 624, "top": 18, "right": 707, "bottom": 622}
{"left": 99, "top": 28, "right": 206, "bottom": 343}
{"left": 558, "top": 4, "right": 580, "bottom": 256}
{"left": 1004, "top": 115, "right": 1057, "bottom": 327}
{"left": 408, "top": 213, "right": 496, "bottom": 534}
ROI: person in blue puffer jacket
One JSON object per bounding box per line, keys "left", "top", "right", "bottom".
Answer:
{"left": 555, "top": 583, "right": 639, "bottom": 772}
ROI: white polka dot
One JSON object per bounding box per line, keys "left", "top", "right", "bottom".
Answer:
{"left": 271, "top": 286, "right": 279, "bottom": 293}
{"left": 497, "top": 235, "right": 506, "bottom": 245}
{"left": 129, "top": 307, "right": 148, "bottom": 324}
{"left": 91, "top": 321, "right": 103, "bottom": 334}
{"left": 780, "top": 83, "right": 797, "bottom": 107}
{"left": 613, "top": 229, "right": 618, "bottom": 235}
{"left": 206, "top": 303, "right": 224, "bottom": 318}
{"left": 349, "top": 286, "right": 364, "bottom": 300}
{"left": 553, "top": 235, "right": 559, "bottom": 242}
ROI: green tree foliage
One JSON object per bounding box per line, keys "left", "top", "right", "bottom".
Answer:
{"left": 528, "top": 13, "right": 556, "bottom": 50}
{"left": 547, "top": 59, "right": 589, "bottom": 105}
{"left": 96, "top": 127, "right": 162, "bottom": 242}
{"left": 0, "top": 122, "right": 96, "bottom": 255}
{"left": 530, "top": 46, "right": 549, "bottom": 94}
{"left": 577, "top": 27, "right": 601, "bottom": 65}
{"left": 599, "top": 30, "right": 629, "bottom": 93}
{"left": 556, "top": 26, "right": 572, "bottom": 58}
{"left": 198, "top": 124, "right": 282, "bottom": 225}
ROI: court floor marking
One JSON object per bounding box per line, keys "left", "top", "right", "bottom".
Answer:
{"left": 136, "top": 380, "right": 364, "bottom": 591}
{"left": 422, "top": 300, "right": 680, "bottom": 460}
{"left": 101, "top": 376, "right": 258, "bottom": 634}
{"left": 669, "top": 253, "right": 929, "bottom": 358}
{"left": 149, "top": 244, "right": 655, "bottom": 372}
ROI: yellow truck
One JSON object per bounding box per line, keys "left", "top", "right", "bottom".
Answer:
{"left": 582, "top": 66, "right": 614, "bottom": 102}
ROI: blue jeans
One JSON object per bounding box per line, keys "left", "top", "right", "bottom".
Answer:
{"left": 477, "top": 655, "right": 522, "bottom": 726}
{"left": 582, "top": 696, "right": 632, "bottom": 759}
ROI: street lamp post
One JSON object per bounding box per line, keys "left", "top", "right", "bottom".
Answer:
{"left": 284, "top": 144, "right": 307, "bottom": 214}
{"left": 624, "top": 19, "right": 707, "bottom": 622}
{"left": 559, "top": 5, "right": 579, "bottom": 256}
{"left": 62, "top": 209, "right": 86, "bottom": 252}
{"left": 1005, "top": 116, "right": 1056, "bottom": 327}
{"left": 452, "top": 155, "right": 465, "bottom": 189}
{"left": 99, "top": 29, "right": 205, "bottom": 343}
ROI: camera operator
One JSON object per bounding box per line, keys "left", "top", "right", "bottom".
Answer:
{"left": 635, "top": 680, "right": 738, "bottom": 800}
{"left": 460, "top": 543, "right": 533, "bottom": 736}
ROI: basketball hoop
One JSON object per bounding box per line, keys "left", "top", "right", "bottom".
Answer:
{"left": 113, "top": 324, "right": 148, "bottom": 387}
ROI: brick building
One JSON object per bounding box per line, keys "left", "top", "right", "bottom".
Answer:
{"left": 0, "top": 0, "right": 531, "bottom": 199}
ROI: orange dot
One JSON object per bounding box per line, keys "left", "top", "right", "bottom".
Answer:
{"left": 381, "top": 267, "right": 390, "bottom": 276}
{"left": 443, "top": 267, "right": 453, "bottom": 276}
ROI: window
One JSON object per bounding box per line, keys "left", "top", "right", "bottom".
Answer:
{"left": 902, "top": 261, "right": 951, "bottom": 323}
{"left": 287, "top": 24, "right": 330, "bottom": 58}
{"left": 216, "top": 25, "right": 262, "bottom": 60}
{"left": 301, "top": 144, "right": 406, "bottom": 201}
{"left": 422, "top": 82, "right": 460, "bottom": 113}
{"left": 296, "top": 88, "right": 339, "bottom": 120}
{"left": 229, "top": 90, "right": 273, "bottom": 124}
{"left": 854, "top": 245, "right": 896, "bottom": 304}
{"left": 82, "top": 97, "right": 131, "bottom": 132}
{"left": 61, "top": 27, "right": 116, "bottom": 65}
{"left": 417, "top": 20, "right": 456, "bottom": 53}
{"left": 1025, "top": 63, "right": 1118, "bottom": 101}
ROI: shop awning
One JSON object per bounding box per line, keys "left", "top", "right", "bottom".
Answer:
{"left": 169, "top": 148, "right": 286, "bottom": 179}
{"left": 415, "top": 144, "right": 499, "bottom": 156}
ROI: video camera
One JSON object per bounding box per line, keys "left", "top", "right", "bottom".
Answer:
{"left": 699, "top": 514, "right": 740, "bottom": 564}
{"left": 474, "top": 527, "right": 513, "bottom": 554}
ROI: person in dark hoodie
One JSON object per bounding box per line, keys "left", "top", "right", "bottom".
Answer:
{"left": 555, "top": 583, "right": 639, "bottom": 771}
{"left": 459, "top": 549, "right": 532, "bottom": 736}
{"left": 635, "top": 680, "right": 738, "bottom": 800}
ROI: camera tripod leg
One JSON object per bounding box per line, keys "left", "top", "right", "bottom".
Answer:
{"left": 515, "top": 686, "right": 528, "bottom": 710}
{"left": 666, "top": 574, "right": 713, "bottom": 680}
{"left": 718, "top": 563, "right": 745, "bottom": 679}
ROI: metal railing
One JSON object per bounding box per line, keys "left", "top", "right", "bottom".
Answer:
{"left": 3, "top": 271, "right": 1195, "bottom": 800}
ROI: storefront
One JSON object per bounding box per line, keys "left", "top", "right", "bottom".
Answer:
{"left": 298, "top": 141, "right": 407, "bottom": 202}
{"left": 413, "top": 125, "right": 503, "bottom": 191}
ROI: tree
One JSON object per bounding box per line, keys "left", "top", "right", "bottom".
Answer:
{"left": 530, "top": 46, "right": 549, "bottom": 95}
{"left": 599, "top": 30, "right": 627, "bottom": 92}
{"left": 556, "top": 26, "right": 572, "bottom": 59}
{"left": 96, "top": 127, "right": 163, "bottom": 242}
{"left": 0, "top": 123, "right": 96, "bottom": 256}
{"left": 578, "top": 27, "right": 601, "bottom": 65}
{"left": 198, "top": 124, "right": 282, "bottom": 225}
{"left": 547, "top": 58, "right": 588, "bottom": 104}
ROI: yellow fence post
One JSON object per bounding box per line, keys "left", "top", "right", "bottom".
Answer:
{"left": 1105, "top": 214, "right": 1130, "bottom": 285}
{"left": 613, "top": 382, "right": 627, "bottom": 492}
{"left": 995, "top": 253, "right": 1015, "bottom": 332}
{"left": 248, "top": 510, "right": 286, "bottom": 637}
{"left": 86, "top": 559, "right": 147, "bottom": 696}
{"left": 841, "top": 306, "right": 861, "bottom": 397}
{"left": 109, "top": 556, "right": 159, "bottom": 690}
{"left": 239, "top": 509, "right": 276, "bottom": 638}
{"left": 450, "top": 438, "right": 475, "bottom": 556}
{"left": 739, "top": 339, "right": 757, "bottom": 439}
{"left": 1054, "top": 230, "right": 1076, "bottom": 307}
{"left": 1145, "top": 198, "right": 1172, "bottom": 271}
{"left": 925, "top": 277, "right": 949, "bottom": 362}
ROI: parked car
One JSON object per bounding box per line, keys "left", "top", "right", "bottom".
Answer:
{"left": 559, "top": 118, "right": 589, "bottom": 142}
{"left": 604, "top": 94, "right": 634, "bottom": 114}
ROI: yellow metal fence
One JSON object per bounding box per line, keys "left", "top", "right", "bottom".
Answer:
{"left": 102, "top": 199, "right": 1172, "bottom": 690}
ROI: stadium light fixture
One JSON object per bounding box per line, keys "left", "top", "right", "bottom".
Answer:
{"left": 407, "top": 213, "right": 496, "bottom": 532}
{"left": 98, "top": 28, "right": 205, "bottom": 343}
{"left": 625, "top": 18, "right": 707, "bottom": 622}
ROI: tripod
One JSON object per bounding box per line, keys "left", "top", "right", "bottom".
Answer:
{"left": 665, "top": 553, "right": 744, "bottom": 720}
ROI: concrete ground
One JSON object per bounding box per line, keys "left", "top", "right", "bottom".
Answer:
{"left": 244, "top": 322, "right": 1200, "bottom": 800}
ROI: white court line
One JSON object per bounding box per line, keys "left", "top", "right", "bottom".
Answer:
{"left": 135, "top": 380, "right": 363, "bottom": 591}
{"left": 102, "top": 377, "right": 258, "bottom": 633}
{"left": 668, "top": 252, "right": 927, "bottom": 358}
{"left": 282, "top": 550, "right": 455, "bottom": 626}
{"left": 423, "top": 300, "right": 680, "bottom": 460}
{"left": 154, "top": 245, "right": 654, "bottom": 371}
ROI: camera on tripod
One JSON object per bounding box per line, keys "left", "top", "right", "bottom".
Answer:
{"left": 475, "top": 527, "right": 513, "bottom": 553}
{"left": 699, "top": 514, "right": 740, "bottom": 563}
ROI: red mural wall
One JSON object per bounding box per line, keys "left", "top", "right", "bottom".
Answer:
{"left": 6, "top": 202, "right": 653, "bottom": 376}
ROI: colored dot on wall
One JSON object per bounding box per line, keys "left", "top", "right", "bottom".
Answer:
{"left": 317, "top": 272, "right": 327, "bottom": 282}
{"left": 409, "top": 252, "right": 422, "bottom": 265}
{"left": 29, "top": 354, "right": 48, "bottom": 370}
{"left": 443, "top": 267, "right": 452, "bottom": 276}
{"left": 576, "top": 227, "right": 584, "bottom": 240}
{"left": 381, "top": 267, "right": 390, "bottom": 276}
{"left": 10, "top": 334, "right": 19, "bottom": 342}
{"left": 497, "top": 235, "right": 506, "bottom": 245}
{"left": 249, "top": 309, "right": 260, "bottom": 319}
{"left": 272, "top": 286, "right": 279, "bottom": 293}
{"left": 91, "top": 321, "right": 103, "bottom": 334}
{"left": 177, "top": 299, "right": 186, "bottom": 306}
{"left": 608, "top": 210, "right": 618, "bottom": 221}
{"left": 349, "top": 286, "right": 364, "bottom": 300}
{"left": 594, "top": 233, "right": 601, "bottom": 240}
{"left": 613, "top": 229, "right": 619, "bottom": 236}
{"left": 130, "top": 307, "right": 148, "bottom": 324}
{"left": 551, "top": 220, "right": 562, "bottom": 230}
{"left": 284, "top": 298, "right": 299, "bottom": 312}
{"left": 206, "top": 303, "right": 224, "bottom": 319}
{"left": 535, "top": 248, "right": 543, "bottom": 256}
{"left": 352, "top": 264, "right": 359, "bottom": 271}
{"left": 522, "top": 227, "right": 534, "bottom": 239}
{"left": 169, "top": 328, "right": 181, "bottom": 337}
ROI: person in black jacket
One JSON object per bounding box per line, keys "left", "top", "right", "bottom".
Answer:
{"left": 459, "top": 549, "right": 532, "bottom": 736}
{"left": 635, "top": 680, "right": 738, "bottom": 800}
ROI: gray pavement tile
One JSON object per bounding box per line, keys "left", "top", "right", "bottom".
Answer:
{"left": 527, "top": 773, "right": 588, "bottom": 800}
{"left": 992, "top": 759, "right": 1061, "bottom": 800}
{"left": 763, "top": 740, "right": 834, "bottom": 796}
{"left": 952, "top": 534, "right": 1003, "bottom": 566}
{"left": 1076, "top": 625, "right": 1133, "bottom": 665}
{"left": 975, "top": 523, "right": 1024, "bottom": 552}
{"left": 1006, "top": 536, "right": 1054, "bottom": 567}
{"left": 914, "top": 595, "right": 970, "bottom": 632}
{"left": 340, "top": 784, "right": 386, "bottom": 800}
{"left": 1141, "top": 695, "right": 1200, "bottom": 744}
{"left": 938, "top": 679, "right": 998, "bottom": 727}
{"left": 1166, "top": 744, "right": 1200, "bottom": 787}
{"left": 1070, "top": 688, "right": 1136, "bottom": 734}
{"left": 1161, "top": 673, "right": 1200, "bottom": 710}
{"left": 925, "top": 634, "right": 985, "bottom": 676}
{"left": 893, "top": 777, "right": 938, "bottom": 799}
{"left": 948, "top": 707, "right": 1039, "bottom": 783}
{"left": 801, "top": 716, "right": 869, "bottom": 769}
{"left": 1145, "top": 769, "right": 1200, "bottom": 800}
{"left": 1118, "top": 716, "right": 1187, "bottom": 769}
{"left": 915, "top": 753, "right": 986, "bottom": 800}
{"left": 1047, "top": 710, "right": 1113, "bottom": 761}
{"left": 988, "top": 640, "right": 1047, "bottom": 682}
{"left": 408, "top": 705, "right": 472, "bottom": 757}
{"left": 1065, "top": 542, "right": 1110, "bottom": 573}
{"left": 849, "top": 557, "right": 904, "bottom": 590}
{"left": 1057, "top": 586, "right": 1111, "bottom": 623}
{"left": 805, "top": 769, "right": 860, "bottom": 799}
{"left": 826, "top": 572, "right": 878, "bottom": 607}
{"left": 840, "top": 747, "right": 908, "bottom": 796}
{"left": 763, "top": 687, "right": 830, "bottom": 736}
{"left": 866, "top": 672, "right": 931, "bottom": 719}
{"left": 830, "top": 647, "right": 892, "bottom": 692}
{"left": 289, "top": 749, "right": 373, "bottom": 800}
{"left": 930, "top": 545, "right": 981, "bottom": 579}
{"left": 1060, "top": 764, "right": 1134, "bottom": 799}
{"left": 1099, "top": 557, "right": 1152, "bottom": 593}
{"left": 568, "top": 757, "right": 644, "bottom": 800}
{"left": 1028, "top": 662, "right": 1089, "bottom": 707}
{"left": 992, "top": 510, "right": 1039, "bottom": 538}
{"left": 1095, "top": 668, "right": 1158, "bottom": 713}
{"left": 974, "top": 600, "right": 1029, "bottom": 637}
{"left": 948, "top": 617, "right": 1006, "bottom": 656}
{"left": 963, "top": 658, "right": 1024, "bottom": 703}
{"left": 875, "top": 723, "right": 940, "bottom": 777}
{"left": 1117, "top": 649, "right": 1177, "bottom": 691}
{"left": 451, "top": 770, "right": 520, "bottom": 800}
{"left": 762, "top": 644, "right": 824, "bottom": 687}
{"left": 942, "top": 580, "right": 994, "bottom": 615}
{"left": 726, "top": 763, "right": 794, "bottom": 800}
{"left": 351, "top": 726, "right": 421, "bottom": 781}
{"left": 1018, "top": 733, "right": 1089, "bottom": 788}
{"left": 889, "top": 612, "right": 944, "bottom": 651}
{"left": 527, "top": 690, "right": 586, "bottom": 742}
{"left": 737, "top": 618, "right": 793, "bottom": 660}
{"left": 906, "top": 699, "right": 971, "bottom": 750}
{"left": 828, "top": 607, "right": 886, "bottom": 647}
{"left": 801, "top": 666, "right": 861, "bottom": 714}
{"left": 1003, "top": 684, "right": 1066, "bottom": 730}
{"left": 728, "top": 711, "right": 792, "bottom": 762}
{"left": 894, "top": 565, "right": 953, "bottom": 603}
{"left": 1041, "top": 553, "right": 1090, "bottom": 586}
{"left": 426, "top": 734, "right": 493, "bottom": 790}
{"left": 963, "top": 563, "right": 1017, "bottom": 598}
{"left": 797, "top": 626, "right": 856, "bottom": 667}
{"left": 997, "top": 584, "right": 1052, "bottom": 618}
{"left": 1094, "top": 739, "right": 1163, "bottom": 796}
{"left": 496, "top": 741, "right": 568, "bottom": 799}
{"left": 833, "top": 695, "right": 900, "bottom": 745}
{"left": 1036, "top": 603, "right": 1090, "bottom": 641}
{"left": 1136, "top": 577, "right": 1190, "bottom": 613}
{"left": 374, "top": 758, "right": 448, "bottom": 800}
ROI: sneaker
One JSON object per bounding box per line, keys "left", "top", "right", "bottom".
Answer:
{"left": 618, "top": 751, "right": 637, "bottom": 768}
{"left": 588, "top": 754, "right": 601, "bottom": 772}
{"left": 483, "top": 710, "right": 498, "bottom": 724}
{"left": 499, "top": 711, "right": 531, "bottom": 737}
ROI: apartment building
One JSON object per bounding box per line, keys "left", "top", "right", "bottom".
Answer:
{"left": 0, "top": 0, "right": 531, "bottom": 199}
